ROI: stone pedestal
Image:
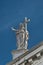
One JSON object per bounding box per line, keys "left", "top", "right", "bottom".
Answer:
{"left": 11, "top": 49, "right": 28, "bottom": 59}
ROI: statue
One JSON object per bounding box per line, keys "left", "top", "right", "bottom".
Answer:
{"left": 11, "top": 17, "right": 30, "bottom": 49}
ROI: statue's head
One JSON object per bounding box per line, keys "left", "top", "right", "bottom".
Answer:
{"left": 19, "top": 23, "right": 24, "bottom": 30}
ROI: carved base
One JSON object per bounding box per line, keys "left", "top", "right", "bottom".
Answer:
{"left": 11, "top": 49, "right": 28, "bottom": 59}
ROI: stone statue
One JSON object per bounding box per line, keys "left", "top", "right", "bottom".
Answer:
{"left": 11, "top": 17, "right": 30, "bottom": 49}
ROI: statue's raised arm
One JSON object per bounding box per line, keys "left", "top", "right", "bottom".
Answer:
{"left": 24, "top": 17, "right": 30, "bottom": 31}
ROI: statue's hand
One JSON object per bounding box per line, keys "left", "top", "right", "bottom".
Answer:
{"left": 11, "top": 27, "right": 19, "bottom": 32}
{"left": 11, "top": 27, "right": 16, "bottom": 31}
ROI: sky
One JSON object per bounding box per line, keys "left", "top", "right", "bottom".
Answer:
{"left": 0, "top": 0, "right": 43, "bottom": 65}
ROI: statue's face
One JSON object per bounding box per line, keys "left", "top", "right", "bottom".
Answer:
{"left": 19, "top": 23, "right": 24, "bottom": 29}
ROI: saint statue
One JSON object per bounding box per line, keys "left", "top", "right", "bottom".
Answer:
{"left": 11, "top": 17, "right": 30, "bottom": 49}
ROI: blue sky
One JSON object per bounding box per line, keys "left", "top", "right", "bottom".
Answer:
{"left": 0, "top": 0, "right": 43, "bottom": 65}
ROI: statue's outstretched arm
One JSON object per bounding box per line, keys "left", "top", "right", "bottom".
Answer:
{"left": 11, "top": 27, "right": 18, "bottom": 32}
